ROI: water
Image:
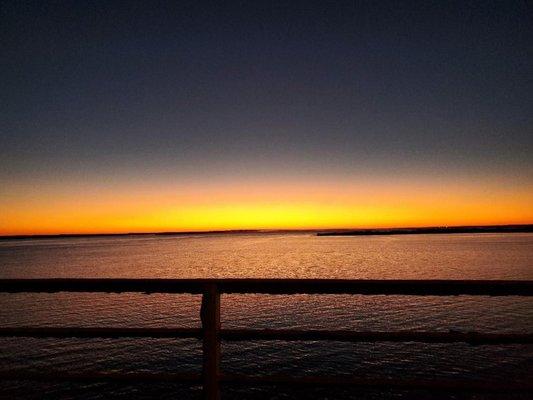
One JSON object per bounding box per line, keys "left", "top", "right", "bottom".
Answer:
{"left": 0, "top": 233, "right": 532, "bottom": 399}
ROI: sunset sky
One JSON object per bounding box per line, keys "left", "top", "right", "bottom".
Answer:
{"left": 1, "top": 1, "right": 532, "bottom": 235}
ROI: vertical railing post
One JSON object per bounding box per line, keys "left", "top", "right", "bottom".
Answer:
{"left": 201, "top": 282, "right": 221, "bottom": 400}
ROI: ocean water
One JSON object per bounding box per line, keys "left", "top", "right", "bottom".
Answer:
{"left": 0, "top": 233, "right": 532, "bottom": 399}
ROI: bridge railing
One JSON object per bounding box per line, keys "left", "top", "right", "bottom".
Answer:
{"left": 0, "top": 278, "right": 532, "bottom": 399}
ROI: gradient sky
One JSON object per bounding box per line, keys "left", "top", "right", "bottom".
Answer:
{"left": 1, "top": 1, "right": 532, "bottom": 234}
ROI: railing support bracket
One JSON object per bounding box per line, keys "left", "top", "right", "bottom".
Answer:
{"left": 201, "top": 283, "right": 221, "bottom": 400}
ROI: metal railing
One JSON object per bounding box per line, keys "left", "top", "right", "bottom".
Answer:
{"left": 0, "top": 278, "right": 532, "bottom": 399}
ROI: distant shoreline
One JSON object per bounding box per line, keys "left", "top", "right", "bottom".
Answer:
{"left": 0, "top": 225, "right": 532, "bottom": 241}
{"left": 0, "top": 230, "right": 263, "bottom": 241}
{"left": 316, "top": 224, "right": 533, "bottom": 236}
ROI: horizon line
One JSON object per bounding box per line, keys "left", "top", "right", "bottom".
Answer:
{"left": 1, "top": 224, "right": 532, "bottom": 240}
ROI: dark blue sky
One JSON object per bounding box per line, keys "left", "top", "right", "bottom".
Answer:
{"left": 2, "top": 0, "right": 532, "bottom": 185}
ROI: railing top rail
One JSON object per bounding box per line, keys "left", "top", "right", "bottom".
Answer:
{"left": 0, "top": 278, "right": 532, "bottom": 295}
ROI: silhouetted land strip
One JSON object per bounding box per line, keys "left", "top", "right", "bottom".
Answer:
{"left": 0, "top": 230, "right": 262, "bottom": 241}
{"left": 1, "top": 225, "right": 531, "bottom": 241}
{"left": 317, "top": 224, "right": 533, "bottom": 236}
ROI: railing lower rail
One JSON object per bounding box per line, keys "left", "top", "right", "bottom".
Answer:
{"left": 1, "top": 327, "right": 532, "bottom": 344}
{"left": 0, "top": 279, "right": 532, "bottom": 399}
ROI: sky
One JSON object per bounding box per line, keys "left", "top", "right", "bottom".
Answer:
{"left": 1, "top": 1, "right": 532, "bottom": 234}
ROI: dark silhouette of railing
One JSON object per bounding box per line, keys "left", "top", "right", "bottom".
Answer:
{"left": 0, "top": 278, "right": 532, "bottom": 399}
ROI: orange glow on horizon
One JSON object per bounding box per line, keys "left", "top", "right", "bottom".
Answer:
{"left": 2, "top": 177, "right": 532, "bottom": 235}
